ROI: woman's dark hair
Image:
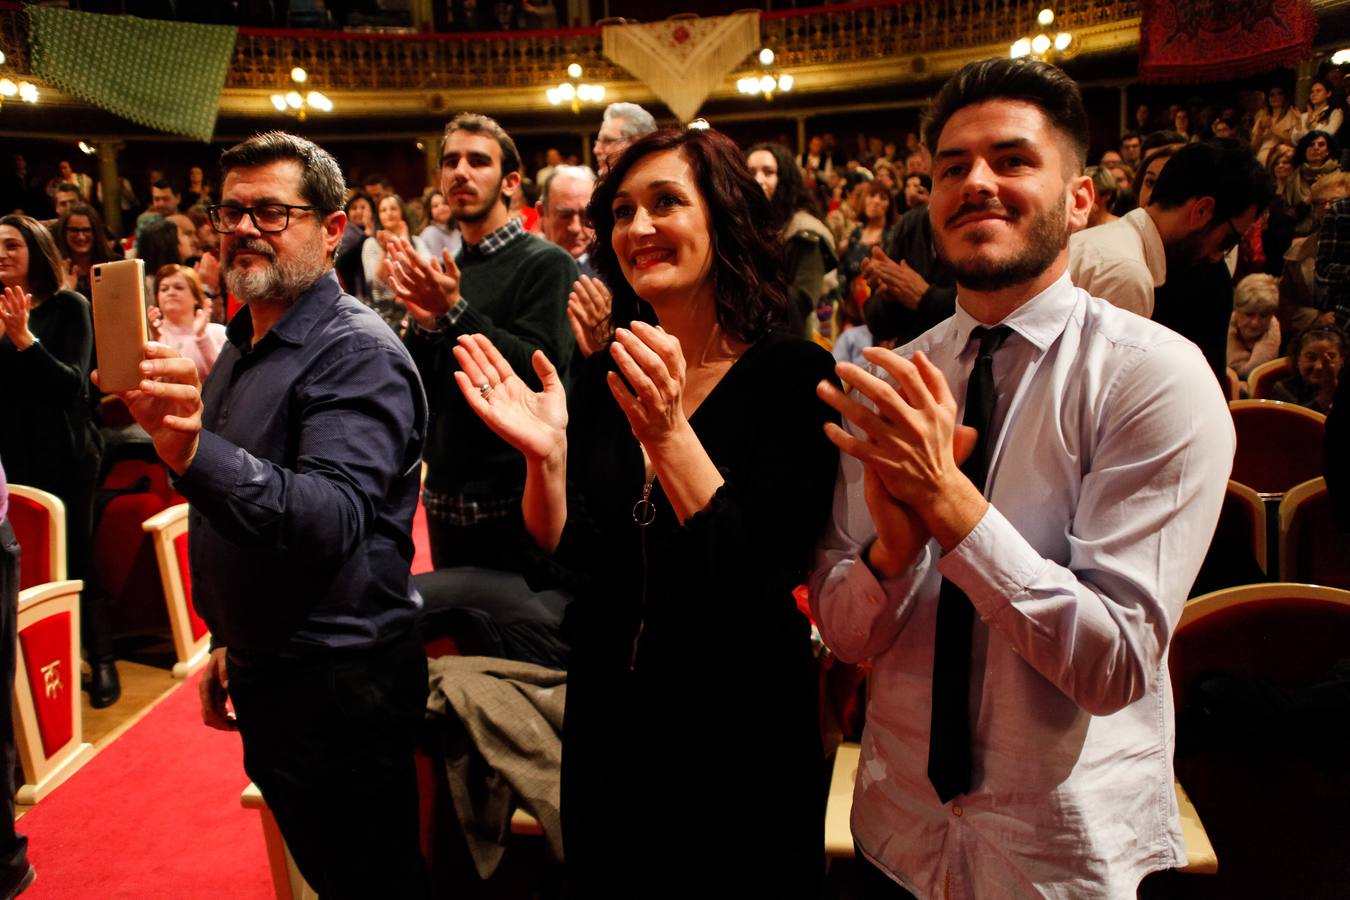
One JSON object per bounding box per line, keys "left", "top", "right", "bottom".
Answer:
{"left": 1293, "top": 129, "right": 1339, "bottom": 169}
{"left": 345, "top": 190, "right": 374, "bottom": 215}
{"left": 0, "top": 214, "right": 66, "bottom": 299}
{"left": 747, "top": 141, "right": 820, "bottom": 231}
{"left": 587, "top": 127, "right": 790, "bottom": 344}
{"left": 856, "top": 180, "right": 898, "bottom": 227}
{"left": 53, "top": 203, "right": 112, "bottom": 266}
{"left": 921, "top": 57, "right": 1089, "bottom": 171}
{"left": 1264, "top": 84, "right": 1290, "bottom": 116}
{"left": 376, "top": 192, "right": 408, "bottom": 224}
{"left": 1295, "top": 323, "right": 1347, "bottom": 359}
{"left": 137, "top": 218, "right": 181, "bottom": 273}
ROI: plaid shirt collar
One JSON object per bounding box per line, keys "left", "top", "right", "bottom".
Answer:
{"left": 462, "top": 216, "right": 526, "bottom": 259}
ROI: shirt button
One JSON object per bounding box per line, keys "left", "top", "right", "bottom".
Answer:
{"left": 952, "top": 804, "right": 963, "bottom": 817}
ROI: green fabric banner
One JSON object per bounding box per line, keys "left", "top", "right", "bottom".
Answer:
{"left": 28, "top": 7, "right": 237, "bottom": 142}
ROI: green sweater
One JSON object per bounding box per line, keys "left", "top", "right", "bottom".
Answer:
{"left": 406, "top": 231, "right": 578, "bottom": 498}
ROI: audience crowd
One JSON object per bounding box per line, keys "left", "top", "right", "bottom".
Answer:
{"left": 1, "top": 52, "right": 1348, "bottom": 900}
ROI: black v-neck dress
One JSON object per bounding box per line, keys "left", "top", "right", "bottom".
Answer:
{"left": 530, "top": 332, "right": 840, "bottom": 898}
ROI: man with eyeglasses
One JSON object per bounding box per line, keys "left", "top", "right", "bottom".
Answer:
{"left": 593, "top": 101, "right": 656, "bottom": 173}
{"left": 537, "top": 164, "right": 597, "bottom": 276}
{"left": 1069, "top": 140, "right": 1274, "bottom": 379}
{"left": 103, "top": 131, "right": 430, "bottom": 897}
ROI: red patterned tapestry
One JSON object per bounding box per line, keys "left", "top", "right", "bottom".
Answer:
{"left": 1139, "top": 0, "right": 1317, "bottom": 84}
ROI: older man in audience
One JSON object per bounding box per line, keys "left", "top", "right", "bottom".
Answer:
{"left": 107, "top": 131, "right": 430, "bottom": 897}
{"left": 812, "top": 57, "right": 1232, "bottom": 899}
{"left": 1281, "top": 171, "right": 1350, "bottom": 339}
{"left": 537, "top": 164, "right": 597, "bottom": 278}
{"left": 593, "top": 102, "right": 657, "bottom": 173}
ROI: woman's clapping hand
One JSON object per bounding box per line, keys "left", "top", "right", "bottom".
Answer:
{"left": 606, "top": 321, "right": 690, "bottom": 450}
{"left": 453, "top": 333, "right": 568, "bottom": 465}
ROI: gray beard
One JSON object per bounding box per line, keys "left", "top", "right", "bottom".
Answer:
{"left": 224, "top": 240, "right": 327, "bottom": 306}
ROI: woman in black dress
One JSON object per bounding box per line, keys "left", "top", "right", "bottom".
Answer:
{"left": 452, "top": 127, "right": 839, "bottom": 898}
{"left": 0, "top": 215, "right": 116, "bottom": 706}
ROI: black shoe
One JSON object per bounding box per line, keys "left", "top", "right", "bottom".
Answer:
{"left": 0, "top": 864, "right": 35, "bottom": 899}
{"left": 88, "top": 658, "right": 121, "bottom": 709}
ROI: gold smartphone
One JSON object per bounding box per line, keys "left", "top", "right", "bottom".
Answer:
{"left": 91, "top": 258, "right": 147, "bottom": 393}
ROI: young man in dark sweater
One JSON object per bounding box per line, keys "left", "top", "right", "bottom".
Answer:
{"left": 387, "top": 114, "right": 577, "bottom": 662}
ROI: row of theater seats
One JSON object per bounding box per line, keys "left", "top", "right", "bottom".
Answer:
{"left": 7, "top": 483, "right": 207, "bottom": 807}
{"left": 1225, "top": 355, "right": 1297, "bottom": 402}
{"left": 1222, "top": 397, "right": 1345, "bottom": 589}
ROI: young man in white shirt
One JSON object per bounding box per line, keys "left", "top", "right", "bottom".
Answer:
{"left": 811, "top": 57, "right": 1235, "bottom": 899}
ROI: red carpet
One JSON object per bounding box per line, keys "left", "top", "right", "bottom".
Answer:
{"left": 13, "top": 503, "right": 435, "bottom": 898}
{"left": 18, "top": 671, "right": 272, "bottom": 899}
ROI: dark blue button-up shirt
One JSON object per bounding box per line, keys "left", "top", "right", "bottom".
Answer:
{"left": 176, "top": 270, "right": 427, "bottom": 653}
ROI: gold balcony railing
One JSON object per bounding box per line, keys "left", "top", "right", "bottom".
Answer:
{"left": 0, "top": 0, "right": 1140, "bottom": 98}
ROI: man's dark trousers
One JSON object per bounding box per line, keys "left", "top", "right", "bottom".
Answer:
{"left": 227, "top": 631, "right": 430, "bottom": 899}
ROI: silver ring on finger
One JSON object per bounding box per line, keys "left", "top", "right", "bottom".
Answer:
{"left": 479, "top": 382, "right": 494, "bottom": 398}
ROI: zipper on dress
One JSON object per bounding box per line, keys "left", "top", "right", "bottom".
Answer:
{"left": 629, "top": 478, "right": 655, "bottom": 671}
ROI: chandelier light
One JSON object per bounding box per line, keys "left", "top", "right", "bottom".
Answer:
{"left": 1010, "top": 8, "right": 1074, "bottom": 61}
{"left": 737, "top": 47, "right": 793, "bottom": 100}
{"left": 270, "top": 67, "right": 332, "bottom": 120}
{"left": 546, "top": 63, "right": 605, "bottom": 113}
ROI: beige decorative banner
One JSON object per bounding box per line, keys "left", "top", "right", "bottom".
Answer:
{"left": 602, "top": 12, "right": 760, "bottom": 124}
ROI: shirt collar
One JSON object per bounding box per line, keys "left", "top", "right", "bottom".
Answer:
{"left": 950, "top": 269, "right": 1078, "bottom": 357}
{"left": 1124, "top": 207, "right": 1167, "bottom": 286}
{"left": 225, "top": 269, "right": 343, "bottom": 351}
{"left": 463, "top": 217, "right": 526, "bottom": 259}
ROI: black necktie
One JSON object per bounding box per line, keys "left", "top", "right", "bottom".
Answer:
{"left": 927, "top": 324, "right": 1013, "bottom": 803}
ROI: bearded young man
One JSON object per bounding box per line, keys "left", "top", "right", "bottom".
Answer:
{"left": 810, "top": 58, "right": 1234, "bottom": 898}
{"left": 103, "top": 132, "right": 430, "bottom": 898}
{"left": 383, "top": 113, "right": 577, "bottom": 667}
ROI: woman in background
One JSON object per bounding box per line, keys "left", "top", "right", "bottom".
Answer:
{"left": 362, "top": 194, "right": 429, "bottom": 332}
{"left": 1252, "top": 86, "right": 1300, "bottom": 164}
{"left": 1270, "top": 325, "right": 1345, "bottom": 413}
{"left": 418, "top": 188, "right": 462, "bottom": 261}
{"left": 838, "top": 180, "right": 896, "bottom": 294}
{"left": 1227, "top": 273, "right": 1282, "bottom": 381}
{"left": 0, "top": 215, "right": 116, "bottom": 706}
{"left": 746, "top": 142, "right": 838, "bottom": 336}
{"left": 1288, "top": 130, "right": 1341, "bottom": 235}
{"left": 147, "top": 263, "right": 226, "bottom": 380}
{"left": 1295, "top": 78, "right": 1344, "bottom": 143}
{"left": 53, "top": 202, "right": 114, "bottom": 299}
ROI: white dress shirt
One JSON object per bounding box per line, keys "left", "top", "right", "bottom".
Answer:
{"left": 809, "top": 272, "right": 1234, "bottom": 900}
{"left": 1068, "top": 208, "right": 1166, "bottom": 318}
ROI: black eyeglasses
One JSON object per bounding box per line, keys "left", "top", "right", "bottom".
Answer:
{"left": 208, "top": 203, "right": 323, "bottom": 234}
{"left": 1220, "top": 217, "right": 1245, "bottom": 252}
{"left": 65, "top": 226, "right": 94, "bottom": 235}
